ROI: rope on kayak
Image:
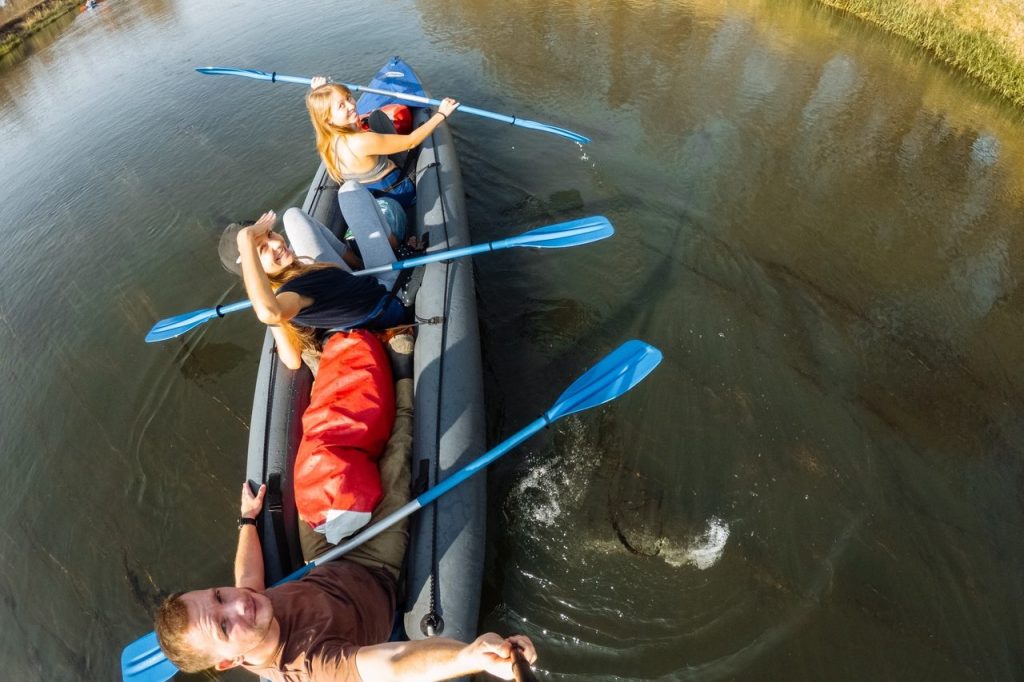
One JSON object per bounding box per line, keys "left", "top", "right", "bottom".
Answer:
{"left": 420, "top": 134, "right": 454, "bottom": 638}
{"left": 262, "top": 337, "right": 291, "bottom": 584}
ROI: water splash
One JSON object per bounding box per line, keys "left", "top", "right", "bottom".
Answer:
{"left": 659, "top": 517, "right": 730, "bottom": 570}
{"left": 510, "top": 417, "right": 598, "bottom": 528}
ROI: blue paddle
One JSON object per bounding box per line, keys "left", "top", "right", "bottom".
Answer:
{"left": 120, "top": 339, "right": 662, "bottom": 682}
{"left": 195, "top": 66, "right": 591, "bottom": 145}
{"left": 145, "top": 216, "right": 613, "bottom": 343}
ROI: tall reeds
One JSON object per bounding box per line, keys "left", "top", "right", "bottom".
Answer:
{"left": 817, "top": 0, "right": 1024, "bottom": 108}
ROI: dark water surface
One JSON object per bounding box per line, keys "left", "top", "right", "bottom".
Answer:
{"left": 2, "top": 0, "right": 1023, "bottom": 679}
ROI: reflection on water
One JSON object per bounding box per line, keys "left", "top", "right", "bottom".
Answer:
{"left": 2, "top": 0, "right": 1024, "bottom": 679}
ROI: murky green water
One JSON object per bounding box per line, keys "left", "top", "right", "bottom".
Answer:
{"left": 2, "top": 0, "right": 1023, "bottom": 679}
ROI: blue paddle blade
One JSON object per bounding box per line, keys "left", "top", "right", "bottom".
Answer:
{"left": 121, "top": 631, "right": 178, "bottom": 682}
{"left": 145, "top": 300, "right": 253, "bottom": 343}
{"left": 145, "top": 307, "right": 219, "bottom": 343}
{"left": 505, "top": 216, "right": 613, "bottom": 249}
{"left": 514, "top": 117, "right": 591, "bottom": 144}
{"left": 545, "top": 340, "right": 663, "bottom": 422}
{"left": 195, "top": 66, "right": 311, "bottom": 86}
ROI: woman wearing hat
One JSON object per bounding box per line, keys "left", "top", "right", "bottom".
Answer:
{"left": 220, "top": 208, "right": 406, "bottom": 371}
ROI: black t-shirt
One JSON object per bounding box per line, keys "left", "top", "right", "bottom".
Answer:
{"left": 278, "top": 267, "right": 388, "bottom": 329}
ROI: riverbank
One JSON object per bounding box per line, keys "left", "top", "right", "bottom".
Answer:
{"left": 816, "top": 0, "right": 1024, "bottom": 108}
{"left": 0, "top": 0, "right": 83, "bottom": 60}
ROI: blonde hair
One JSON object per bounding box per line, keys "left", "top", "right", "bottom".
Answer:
{"left": 267, "top": 259, "right": 339, "bottom": 354}
{"left": 155, "top": 593, "right": 215, "bottom": 673}
{"left": 306, "top": 83, "right": 359, "bottom": 183}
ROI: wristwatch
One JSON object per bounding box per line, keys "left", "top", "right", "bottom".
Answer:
{"left": 237, "top": 517, "right": 257, "bottom": 529}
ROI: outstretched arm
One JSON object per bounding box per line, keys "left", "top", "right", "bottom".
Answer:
{"left": 234, "top": 482, "right": 267, "bottom": 591}
{"left": 354, "top": 633, "right": 536, "bottom": 682}
{"left": 348, "top": 97, "right": 460, "bottom": 157}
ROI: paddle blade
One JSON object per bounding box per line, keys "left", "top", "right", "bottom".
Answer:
{"left": 121, "top": 631, "right": 178, "bottom": 682}
{"left": 145, "top": 307, "right": 218, "bottom": 343}
{"left": 195, "top": 66, "right": 311, "bottom": 86}
{"left": 505, "top": 216, "right": 613, "bottom": 250}
{"left": 545, "top": 340, "right": 662, "bottom": 422}
{"left": 145, "top": 299, "right": 253, "bottom": 343}
{"left": 196, "top": 66, "right": 270, "bottom": 80}
{"left": 513, "top": 116, "right": 591, "bottom": 144}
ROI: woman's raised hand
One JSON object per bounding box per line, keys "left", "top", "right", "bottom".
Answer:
{"left": 251, "top": 210, "right": 277, "bottom": 236}
{"left": 237, "top": 211, "right": 276, "bottom": 249}
{"left": 438, "top": 97, "right": 460, "bottom": 118}
{"left": 310, "top": 75, "right": 329, "bottom": 89}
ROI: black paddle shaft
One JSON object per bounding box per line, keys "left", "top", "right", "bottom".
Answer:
{"left": 512, "top": 644, "right": 538, "bottom": 682}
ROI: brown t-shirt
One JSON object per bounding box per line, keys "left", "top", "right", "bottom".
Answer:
{"left": 244, "top": 560, "right": 397, "bottom": 682}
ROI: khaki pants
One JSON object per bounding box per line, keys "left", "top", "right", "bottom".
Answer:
{"left": 299, "top": 377, "right": 412, "bottom": 581}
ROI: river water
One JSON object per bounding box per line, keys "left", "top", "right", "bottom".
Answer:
{"left": 2, "top": 0, "right": 1023, "bottom": 679}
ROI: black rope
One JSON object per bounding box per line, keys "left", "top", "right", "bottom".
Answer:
{"left": 261, "top": 338, "right": 288, "bottom": 580}
{"left": 421, "top": 130, "right": 455, "bottom": 638}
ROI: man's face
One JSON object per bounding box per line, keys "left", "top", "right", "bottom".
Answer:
{"left": 179, "top": 587, "right": 275, "bottom": 670}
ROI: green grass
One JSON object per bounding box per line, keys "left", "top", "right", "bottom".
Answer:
{"left": 0, "top": 0, "right": 82, "bottom": 60}
{"left": 816, "top": 0, "right": 1024, "bottom": 107}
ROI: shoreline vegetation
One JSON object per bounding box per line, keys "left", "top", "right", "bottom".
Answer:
{"left": 814, "top": 0, "right": 1024, "bottom": 108}
{"left": 0, "top": 1, "right": 1023, "bottom": 110}
{"left": 0, "top": 0, "right": 83, "bottom": 60}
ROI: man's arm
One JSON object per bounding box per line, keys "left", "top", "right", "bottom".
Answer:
{"left": 234, "top": 482, "right": 267, "bottom": 591}
{"left": 354, "top": 633, "right": 536, "bottom": 682}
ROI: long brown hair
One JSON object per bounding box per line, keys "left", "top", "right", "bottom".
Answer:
{"left": 267, "top": 259, "right": 338, "bottom": 355}
{"left": 306, "top": 83, "right": 359, "bottom": 183}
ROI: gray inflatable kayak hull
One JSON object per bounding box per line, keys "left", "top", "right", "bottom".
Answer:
{"left": 244, "top": 58, "right": 485, "bottom": 648}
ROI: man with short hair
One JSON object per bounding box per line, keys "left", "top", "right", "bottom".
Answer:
{"left": 154, "top": 481, "right": 535, "bottom": 680}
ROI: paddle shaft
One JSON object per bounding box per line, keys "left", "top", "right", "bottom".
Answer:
{"left": 279, "top": 416, "right": 548, "bottom": 583}
{"left": 359, "top": 221, "right": 610, "bottom": 275}
{"left": 256, "top": 72, "right": 508, "bottom": 119}
{"left": 358, "top": 241, "right": 492, "bottom": 275}
{"left": 216, "top": 299, "right": 253, "bottom": 316}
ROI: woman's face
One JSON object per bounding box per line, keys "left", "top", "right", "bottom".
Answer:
{"left": 257, "top": 232, "right": 295, "bottom": 275}
{"left": 328, "top": 92, "right": 358, "bottom": 127}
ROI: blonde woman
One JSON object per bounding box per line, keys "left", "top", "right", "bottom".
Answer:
{"left": 306, "top": 76, "right": 459, "bottom": 207}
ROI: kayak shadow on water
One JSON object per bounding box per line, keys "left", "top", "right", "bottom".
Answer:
{"left": 527, "top": 199, "right": 685, "bottom": 378}
{"left": 122, "top": 549, "right": 166, "bottom": 624}
{"left": 173, "top": 338, "right": 248, "bottom": 384}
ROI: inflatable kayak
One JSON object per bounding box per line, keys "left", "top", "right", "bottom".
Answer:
{"left": 243, "top": 57, "right": 485, "bottom": 644}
